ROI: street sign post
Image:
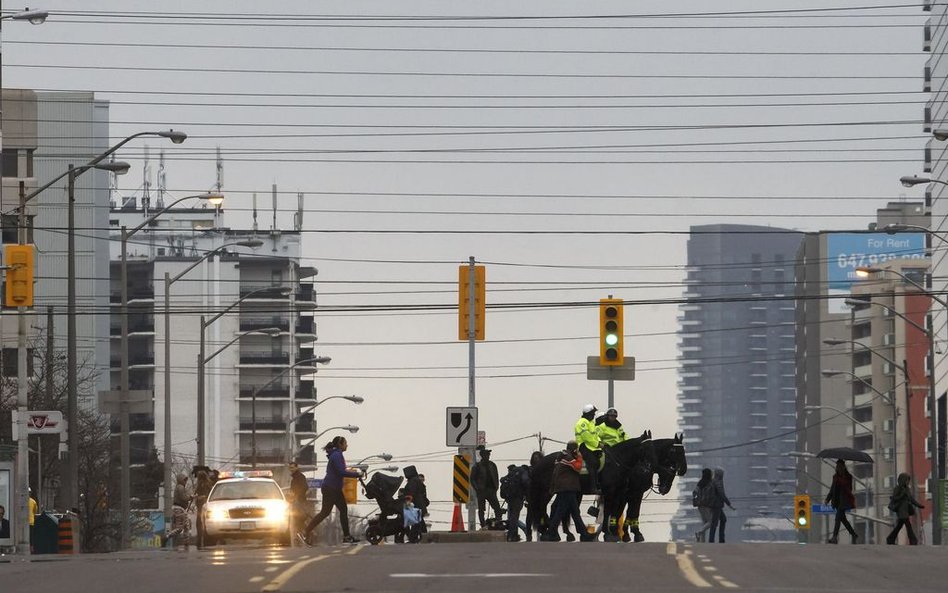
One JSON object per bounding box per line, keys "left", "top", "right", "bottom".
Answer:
{"left": 586, "top": 356, "right": 636, "bottom": 381}
{"left": 446, "top": 407, "right": 478, "bottom": 447}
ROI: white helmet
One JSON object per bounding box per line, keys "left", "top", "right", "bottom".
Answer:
{"left": 582, "top": 403, "right": 597, "bottom": 414}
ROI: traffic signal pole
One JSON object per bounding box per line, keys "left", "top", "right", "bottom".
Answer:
{"left": 466, "top": 256, "right": 477, "bottom": 531}
{"left": 15, "top": 181, "right": 30, "bottom": 556}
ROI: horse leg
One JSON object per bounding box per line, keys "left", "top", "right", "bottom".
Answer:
{"left": 626, "top": 491, "right": 645, "bottom": 542}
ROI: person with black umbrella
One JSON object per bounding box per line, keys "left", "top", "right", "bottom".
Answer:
{"left": 825, "top": 460, "right": 858, "bottom": 544}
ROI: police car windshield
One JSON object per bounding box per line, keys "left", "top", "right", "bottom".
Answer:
{"left": 209, "top": 481, "right": 283, "bottom": 501}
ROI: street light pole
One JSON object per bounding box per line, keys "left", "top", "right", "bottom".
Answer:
{"left": 196, "top": 286, "right": 290, "bottom": 466}
{"left": 119, "top": 189, "right": 219, "bottom": 548}
{"left": 161, "top": 240, "right": 261, "bottom": 528}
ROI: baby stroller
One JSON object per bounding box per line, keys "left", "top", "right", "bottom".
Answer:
{"left": 361, "top": 472, "right": 423, "bottom": 545}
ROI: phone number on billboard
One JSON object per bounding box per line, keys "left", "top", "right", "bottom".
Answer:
{"left": 836, "top": 252, "right": 924, "bottom": 268}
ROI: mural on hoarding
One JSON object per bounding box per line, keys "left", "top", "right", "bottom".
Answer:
{"left": 826, "top": 233, "right": 926, "bottom": 313}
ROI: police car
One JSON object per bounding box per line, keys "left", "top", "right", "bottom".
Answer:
{"left": 202, "top": 471, "right": 291, "bottom": 546}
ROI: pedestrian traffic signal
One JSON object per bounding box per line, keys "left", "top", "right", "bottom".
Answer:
{"left": 4, "top": 244, "right": 34, "bottom": 307}
{"left": 794, "top": 494, "right": 811, "bottom": 529}
{"left": 599, "top": 299, "right": 624, "bottom": 366}
{"left": 458, "top": 264, "right": 486, "bottom": 341}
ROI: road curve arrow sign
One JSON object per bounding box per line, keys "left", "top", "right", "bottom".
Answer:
{"left": 446, "top": 406, "right": 478, "bottom": 447}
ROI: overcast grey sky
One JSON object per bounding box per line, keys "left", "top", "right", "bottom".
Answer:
{"left": 2, "top": 0, "right": 930, "bottom": 539}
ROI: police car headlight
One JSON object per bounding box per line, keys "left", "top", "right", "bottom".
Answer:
{"left": 262, "top": 501, "right": 289, "bottom": 522}
{"left": 206, "top": 507, "right": 228, "bottom": 522}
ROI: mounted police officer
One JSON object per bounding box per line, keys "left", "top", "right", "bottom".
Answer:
{"left": 575, "top": 403, "right": 602, "bottom": 493}
{"left": 596, "top": 407, "right": 627, "bottom": 448}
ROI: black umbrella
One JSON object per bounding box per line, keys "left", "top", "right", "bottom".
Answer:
{"left": 816, "top": 447, "right": 873, "bottom": 463}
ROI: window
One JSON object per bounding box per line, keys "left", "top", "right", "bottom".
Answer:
{"left": 2, "top": 150, "right": 18, "bottom": 177}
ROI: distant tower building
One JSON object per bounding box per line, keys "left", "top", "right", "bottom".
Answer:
{"left": 673, "top": 224, "right": 802, "bottom": 543}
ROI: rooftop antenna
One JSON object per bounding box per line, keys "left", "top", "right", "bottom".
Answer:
{"left": 215, "top": 146, "right": 224, "bottom": 194}
{"left": 294, "top": 192, "right": 304, "bottom": 231}
{"left": 156, "top": 150, "right": 166, "bottom": 208}
{"left": 142, "top": 145, "right": 152, "bottom": 212}
{"left": 271, "top": 183, "right": 278, "bottom": 233}
{"left": 107, "top": 154, "right": 118, "bottom": 206}
{"left": 252, "top": 192, "right": 259, "bottom": 232}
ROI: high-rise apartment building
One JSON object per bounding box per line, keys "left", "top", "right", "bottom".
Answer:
{"left": 109, "top": 198, "right": 318, "bottom": 505}
{"left": 920, "top": 0, "right": 948, "bottom": 545}
{"left": 673, "top": 225, "right": 803, "bottom": 543}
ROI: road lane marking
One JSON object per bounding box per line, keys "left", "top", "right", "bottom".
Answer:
{"left": 346, "top": 545, "right": 364, "bottom": 555}
{"left": 261, "top": 553, "right": 330, "bottom": 592}
{"left": 712, "top": 574, "right": 738, "bottom": 589}
{"left": 265, "top": 566, "right": 279, "bottom": 572}
{"left": 391, "top": 573, "right": 551, "bottom": 578}
{"left": 249, "top": 577, "right": 264, "bottom": 583}
{"left": 666, "top": 542, "right": 712, "bottom": 588}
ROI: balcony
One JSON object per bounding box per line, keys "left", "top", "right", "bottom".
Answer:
{"left": 110, "top": 353, "right": 155, "bottom": 367}
{"left": 110, "top": 414, "right": 155, "bottom": 433}
{"left": 238, "top": 382, "right": 314, "bottom": 399}
{"left": 240, "top": 317, "right": 290, "bottom": 332}
{"left": 110, "top": 286, "right": 155, "bottom": 303}
{"left": 296, "top": 318, "right": 315, "bottom": 335}
{"left": 239, "top": 449, "right": 285, "bottom": 465}
{"left": 110, "top": 321, "right": 156, "bottom": 336}
{"left": 238, "top": 352, "right": 290, "bottom": 365}
{"left": 238, "top": 416, "right": 287, "bottom": 430}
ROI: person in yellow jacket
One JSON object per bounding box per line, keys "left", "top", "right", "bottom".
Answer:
{"left": 596, "top": 408, "right": 627, "bottom": 448}
{"left": 575, "top": 404, "right": 602, "bottom": 493}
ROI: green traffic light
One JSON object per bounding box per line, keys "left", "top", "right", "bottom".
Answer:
{"left": 605, "top": 334, "right": 619, "bottom": 346}
{"left": 797, "top": 515, "right": 807, "bottom": 526}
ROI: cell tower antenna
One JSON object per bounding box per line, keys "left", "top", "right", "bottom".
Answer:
{"left": 142, "top": 145, "right": 151, "bottom": 211}
{"left": 156, "top": 150, "right": 166, "bottom": 208}
{"left": 295, "top": 192, "right": 304, "bottom": 231}
{"left": 252, "top": 192, "right": 259, "bottom": 232}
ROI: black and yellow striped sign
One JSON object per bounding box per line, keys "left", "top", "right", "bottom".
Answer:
{"left": 453, "top": 454, "right": 471, "bottom": 503}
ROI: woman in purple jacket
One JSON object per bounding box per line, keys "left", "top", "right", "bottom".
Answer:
{"left": 300, "top": 436, "right": 362, "bottom": 544}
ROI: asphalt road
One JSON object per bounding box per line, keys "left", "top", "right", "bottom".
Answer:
{"left": 0, "top": 540, "right": 943, "bottom": 593}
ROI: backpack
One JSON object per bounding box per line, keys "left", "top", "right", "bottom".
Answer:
{"left": 692, "top": 483, "right": 711, "bottom": 507}
{"left": 500, "top": 466, "right": 529, "bottom": 500}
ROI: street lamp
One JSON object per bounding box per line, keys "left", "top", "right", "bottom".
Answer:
{"left": 357, "top": 453, "right": 394, "bottom": 464}
{"left": 246, "top": 356, "right": 332, "bottom": 468}
{"left": 900, "top": 175, "right": 948, "bottom": 188}
{"left": 1, "top": 8, "right": 48, "bottom": 23}
{"left": 313, "top": 425, "right": 359, "bottom": 441}
{"left": 161, "top": 239, "right": 262, "bottom": 526}
{"left": 285, "top": 391, "right": 362, "bottom": 464}
{"left": 821, "top": 370, "right": 894, "bottom": 405}
{"left": 196, "top": 285, "right": 291, "bottom": 466}
{"left": 119, "top": 187, "right": 222, "bottom": 549}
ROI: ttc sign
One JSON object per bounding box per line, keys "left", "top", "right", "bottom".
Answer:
{"left": 446, "top": 407, "right": 478, "bottom": 447}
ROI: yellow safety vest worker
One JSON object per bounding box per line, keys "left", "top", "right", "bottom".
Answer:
{"left": 597, "top": 423, "right": 627, "bottom": 448}
{"left": 575, "top": 417, "right": 601, "bottom": 451}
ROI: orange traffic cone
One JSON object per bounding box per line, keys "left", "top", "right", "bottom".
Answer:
{"left": 451, "top": 503, "right": 465, "bottom": 532}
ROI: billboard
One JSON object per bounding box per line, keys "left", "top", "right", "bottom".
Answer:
{"left": 826, "top": 232, "right": 926, "bottom": 313}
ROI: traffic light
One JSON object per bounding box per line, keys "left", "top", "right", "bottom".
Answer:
{"left": 458, "top": 264, "right": 486, "bottom": 341}
{"left": 4, "top": 244, "right": 34, "bottom": 307}
{"left": 794, "top": 494, "right": 811, "bottom": 529}
{"left": 599, "top": 299, "right": 624, "bottom": 366}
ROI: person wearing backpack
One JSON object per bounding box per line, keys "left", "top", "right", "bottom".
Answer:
{"left": 707, "top": 468, "right": 735, "bottom": 543}
{"left": 500, "top": 464, "right": 531, "bottom": 542}
{"left": 886, "top": 472, "right": 924, "bottom": 545}
{"left": 692, "top": 468, "right": 713, "bottom": 542}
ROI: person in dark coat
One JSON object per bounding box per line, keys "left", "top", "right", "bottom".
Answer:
{"left": 403, "top": 467, "right": 429, "bottom": 532}
{"left": 886, "top": 472, "right": 924, "bottom": 545}
{"left": 472, "top": 445, "right": 503, "bottom": 528}
{"left": 826, "top": 459, "right": 858, "bottom": 544}
{"left": 500, "top": 463, "right": 531, "bottom": 542}
{"left": 707, "top": 468, "right": 735, "bottom": 543}
{"left": 541, "top": 440, "right": 586, "bottom": 541}
{"left": 692, "top": 468, "right": 713, "bottom": 542}
{"left": 288, "top": 462, "right": 310, "bottom": 542}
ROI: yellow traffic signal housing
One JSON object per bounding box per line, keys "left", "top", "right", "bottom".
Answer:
{"left": 794, "top": 494, "right": 811, "bottom": 530}
{"left": 458, "top": 265, "right": 486, "bottom": 341}
{"left": 4, "top": 244, "right": 35, "bottom": 308}
{"left": 599, "top": 299, "right": 624, "bottom": 366}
